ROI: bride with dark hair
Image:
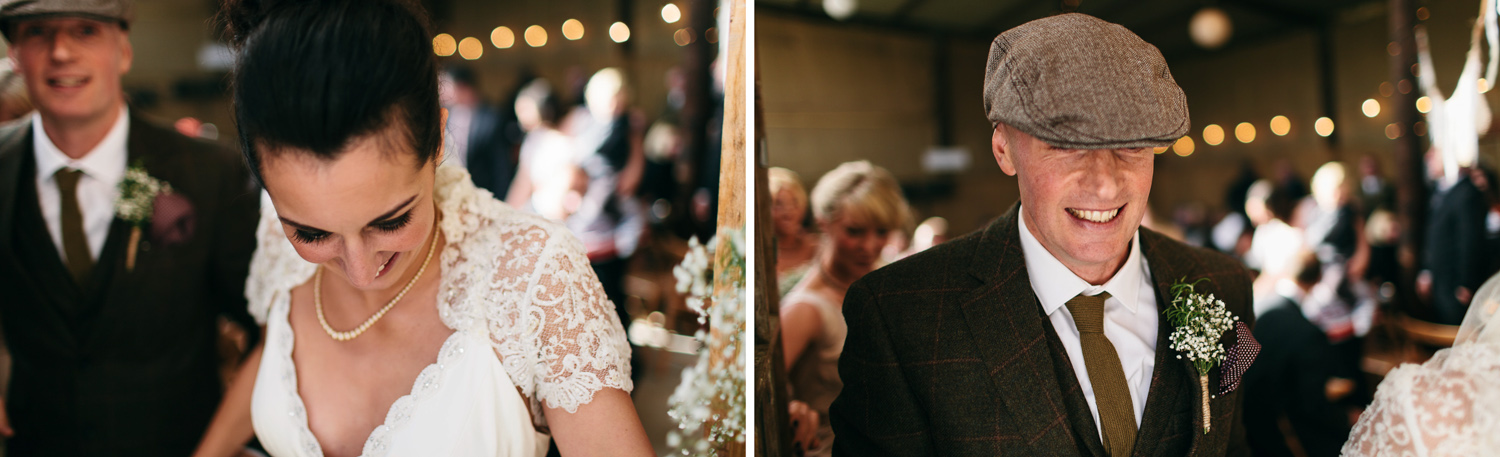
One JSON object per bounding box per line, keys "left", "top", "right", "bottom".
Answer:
{"left": 191, "top": 0, "right": 654, "bottom": 455}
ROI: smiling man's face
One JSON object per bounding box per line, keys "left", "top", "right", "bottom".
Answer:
{"left": 8, "top": 17, "right": 131, "bottom": 126}
{"left": 993, "top": 124, "right": 1153, "bottom": 283}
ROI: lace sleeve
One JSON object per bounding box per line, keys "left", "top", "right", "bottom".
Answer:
{"left": 1342, "top": 342, "right": 1500, "bottom": 456}
{"left": 482, "top": 219, "right": 633, "bottom": 416}
{"left": 244, "top": 192, "right": 317, "bottom": 325}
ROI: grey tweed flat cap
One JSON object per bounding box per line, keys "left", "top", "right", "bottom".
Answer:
{"left": 0, "top": 0, "right": 133, "bottom": 37}
{"left": 984, "top": 13, "right": 1188, "bottom": 149}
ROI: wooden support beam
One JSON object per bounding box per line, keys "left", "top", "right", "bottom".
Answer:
{"left": 1388, "top": 0, "right": 1429, "bottom": 318}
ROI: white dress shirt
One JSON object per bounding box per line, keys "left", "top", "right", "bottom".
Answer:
{"left": 32, "top": 108, "right": 130, "bottom": 264}
{"left": 1017, "top": 206, "right": 1158, "bottom": 442}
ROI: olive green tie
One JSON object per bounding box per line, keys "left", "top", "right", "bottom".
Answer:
{"left": 55, "top": 168, "right": 92, "bottom": 284}
{"left": 1066, "top": 291, "right": 1136, "bottom": 457}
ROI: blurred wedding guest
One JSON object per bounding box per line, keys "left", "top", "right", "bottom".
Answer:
{"left": 0, "top": 58, "right": 31, "bottom": 121}
{"left": 770, "top": 166, "right": 817, "bottom": 296}
{"left": 507, "top": 79, "right": 575, "bottom": 220}
{"left": 0, "top": 0, "right": 263, "bottom": 454}
{"left": 909, "top": 216, "right": 949, "bottom": 253}
{"left": 1306, "top": 162, "right": 1366, "bottom": 267}
{"left": 1213, "top": 162, "right": 1260, "bottom": 258}
{"left": 440, "top": 64, "right": 519, "bottom": 199}
{"left": 566, "top": 68, "right": 648, "bottom": 328}
{"left": 1243, "top": 253, "right": 1356, "bottom": 457}
{"left": 1246, "top": 179, "right": 1305, "bottom": 311}
{"left": 1419, "top": 146, "right": 1490, "bottom": 324}
{"left": 1466, "top": 163, "right": 1500, "bottom": 274}
{"left": 782, "top": 160, "right": 910, "bottom": 457}
{"left": 1356, "top": 155, "right": 1395, "bottom": 218}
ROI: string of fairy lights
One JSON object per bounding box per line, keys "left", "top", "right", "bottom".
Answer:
{"left": 1161, "top": 6, "right": 1478, "bottom": 158}
{"left": 431, "top": 3, "right": 718, "bottom": 60}
{"left": 1160, "top": 74, "right": 1469, "bottom": 158}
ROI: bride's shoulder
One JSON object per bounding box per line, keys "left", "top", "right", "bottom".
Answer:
{"left": 434, "top": 165, "right": 593, "bottom": 289}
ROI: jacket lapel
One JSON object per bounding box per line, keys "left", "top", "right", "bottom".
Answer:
{"left": 1135, "top": 230, "right": 1208, "bottom": 455}
{"left": 86, "top": 113, "right": 164, "bottom": 336}
{"left": 957, "top": 204, "right": 1105, "bottom": 456}
{"left": 0, "top": 119, "right": 29, "bottom": 261}
{"left": 0, "top": 120, "right": 82, "bottom": 350}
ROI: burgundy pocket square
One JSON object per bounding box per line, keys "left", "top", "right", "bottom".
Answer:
{"left": 1218, "top": 322, "right": 1259, "bottom": 396}
{"left": 150, "top": 191, "right": 196, "bottom": 246}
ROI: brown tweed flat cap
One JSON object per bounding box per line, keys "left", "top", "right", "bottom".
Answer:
{"left": 0, "top": 0, "right": 133, "bottom": 39}
{"left": 984, "top": 13, "right": 1188, "bottom": 149}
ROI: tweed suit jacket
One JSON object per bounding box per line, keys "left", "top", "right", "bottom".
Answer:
{"left": 0, "top": 113, "right": 260, "bottom": 456}
{"left": 831, "top": 204, "right": 1254, "bottom": 456}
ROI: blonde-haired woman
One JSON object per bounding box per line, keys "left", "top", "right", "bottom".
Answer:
{"left": 770, "top": 167, "right": 819, "bottom": 296}
{"left": 782, "top": 160, "right": 911, "bottom": 457}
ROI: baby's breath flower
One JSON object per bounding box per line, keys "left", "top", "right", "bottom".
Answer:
{"left": 115, "top": 163, "right": 169, "bottom": 226}
{"left": 666, "top": 228, "right": 747, "bottom": 453}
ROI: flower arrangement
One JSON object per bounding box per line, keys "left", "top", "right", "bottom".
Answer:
{"left": 1164, "top": 277, "right": 1238, "bottom": 434}
{"left": 666, "top": 227, "right": 746, "bottom": 455}
{"left": 115, "top": 162, "right": 170, "bottom": 271}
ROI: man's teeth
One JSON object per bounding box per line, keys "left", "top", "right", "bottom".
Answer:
{"left": 50, "top": 77, "right": 86, "bottom": 87}
{"left": 1068, "top": 208, "right": 1119, "bottom": 223}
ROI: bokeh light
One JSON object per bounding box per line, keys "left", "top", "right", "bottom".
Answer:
{"left": 525, "top": 25, "right": 548, "bottom": 47}
{"left": 433, "top": 33, "right": 457, "bottom": 56}
{"left": 1235, "top": 122, "right": 1256, "bottom": 143}
{"left": 674, "top": 27, "right": 694, "bottom": 46}
{"left": 1173, "top": 136, "right": 1196, "bottom": 157}
{"left": 1362, "top": 99, "right": 1381, "bottom": 118}
{"left": 1269, "top": 115, "right": 1290, "bottom": 136}
{"left": 662, "top": 3, "right": 681, "bottom": 23}
{"left": 457, "top": 37, "right": 482, "bottom": 60}
{"left": 1385, "top": 123, "right": 1401, "bottom": 139}
{"left": 1203, "top": 124, "right": 1225, "bottom": 146}
{"left": 1482, "top": 78, "right": 1492, "bottom": 93}
{"left": 610, "top": 22, "right": 631, "bottom": 43}
{"left": 1315, "top": 117, "right": 1335, "bottom": 137}
{"left": 1416, "top": 96, "right": 1432, "bottom": 113}
{"left": 491, "top": 26, "right": 515, "bottom": 48}
{"left": 562, "top": 19, "right": 584, "bottom": 40}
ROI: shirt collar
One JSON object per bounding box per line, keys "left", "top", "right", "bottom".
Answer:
{"left": 32, "top": 107, "right": 131, "bottom": 186}
{"left": 1017, "top": 204, "right": 1145, "bottom": 317}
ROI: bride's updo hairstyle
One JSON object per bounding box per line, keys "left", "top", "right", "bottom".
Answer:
{"left": 218, "top": 0, "right": 441, "bottom": 183}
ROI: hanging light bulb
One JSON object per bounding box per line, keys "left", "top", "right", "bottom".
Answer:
{"left": 1190, "top": 7, "right": 1233, "bottom": 50}
{"left": 824, "top": 0, "right": 857, "bottom": 21}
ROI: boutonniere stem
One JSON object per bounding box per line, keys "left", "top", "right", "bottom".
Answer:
{"left": 115, "top": 162, "right": 169, "bottom": 272}
{"left": 1165, "top": 277, "right": 1238, "bottom": 434}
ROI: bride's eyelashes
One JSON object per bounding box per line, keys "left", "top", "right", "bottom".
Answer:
{"left": 371, "top": 210, "right": 414, "bottom": 233}
{"left": 292, "top": 228, "right": 331, "bottom": 244}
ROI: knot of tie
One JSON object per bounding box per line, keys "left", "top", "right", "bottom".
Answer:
{"left": 1066, "top": 292, "right": 1112, "bottom": 334}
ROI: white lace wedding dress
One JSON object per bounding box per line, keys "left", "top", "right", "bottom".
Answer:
{"left": 1342, "top": 273, "right": 1500, "bottom": 455}
{"left": 243, "top": 164, "right": 634, "bottom": 457}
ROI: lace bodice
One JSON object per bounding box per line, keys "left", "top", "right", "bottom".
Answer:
{"left": 1342, "top": 342, "right": 1500, "bottom": 456}
{"left": 244, "top": 164, "right": 633, "bottom": 456}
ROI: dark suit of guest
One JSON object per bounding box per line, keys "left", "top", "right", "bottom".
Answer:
{"left": 462, "top": 103, "right": 520, "bottom": 201}
{"left": 1241, "top": 295, "right": 1349, "bottom": 457}
{"left": 0, "top": 114, "right": 259, "bottom": 456}
{"left": 1424, "top": 176, "right": 1490, "bottom": 324}
{"left": 831, "top": 204, "right": 1254, "bottom": 456}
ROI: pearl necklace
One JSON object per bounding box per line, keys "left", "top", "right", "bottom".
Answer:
{"left": 314, "top": 229, "right": 439, "bottom": 342}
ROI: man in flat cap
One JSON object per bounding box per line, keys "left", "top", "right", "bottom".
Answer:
{"left": 0, "top": 0, "right": 261, "bottom": 454}
{"left": 831, "top": 13, "right": 1255, "bottom": 457}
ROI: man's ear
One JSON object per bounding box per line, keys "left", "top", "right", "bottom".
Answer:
{"left": 992, "top": 125, "right": 1017, "bottom": 176}
{"left": 117, "top": 28, "right": 132, "bottom": 75}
